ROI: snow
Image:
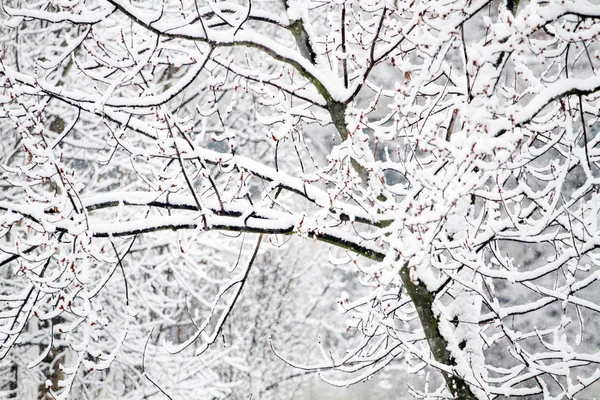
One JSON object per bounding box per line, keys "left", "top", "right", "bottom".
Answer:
{"left": 4, "top": 0, "right": 600, "bottom": 398}
{"left": 4, "top": 4, "right": 115, "bottom": 24}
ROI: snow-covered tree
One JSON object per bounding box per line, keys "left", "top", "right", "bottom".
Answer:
{"left": 2, "top": 0, "right": 600, "bottom": 398}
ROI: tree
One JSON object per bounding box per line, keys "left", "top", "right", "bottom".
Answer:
{"left": 1, "top": 0, "right": 600, "bottom": 398}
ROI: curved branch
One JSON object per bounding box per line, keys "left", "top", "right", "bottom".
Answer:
{"left": 3, "top": 4, "right": 116, "bottom": 24}
{"left": 106, "top": 0, "right": 346, "bottom": 104}
{"left": 494, "top": 74, "right": 600, "bottom": 136}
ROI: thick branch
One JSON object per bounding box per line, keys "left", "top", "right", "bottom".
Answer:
{"left": 281, "top": 0, "right": 316, "bottom": 63}
{"left": 92, "top": 216, "right": 385, "bottom": 262}
{"left": 106, "top": 0, "right": 342, "bottom": 104}
{"left": 399, "top": 263, "right": 478, "bottom": 399}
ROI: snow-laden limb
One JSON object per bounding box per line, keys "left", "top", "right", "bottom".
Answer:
{"left": 105, "top": 0, "right": 350, "bottom": 103}
{"left": 3, "top": 4, "right": 116, "bottom": 24}
{"left": 489, "top": 75, "right": 600, "bottom": 135}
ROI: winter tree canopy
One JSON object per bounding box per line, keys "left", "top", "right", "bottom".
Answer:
{"left": 1, "top": 0, "right": 600, "bottom": 398}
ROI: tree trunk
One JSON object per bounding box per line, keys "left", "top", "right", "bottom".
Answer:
{"left": 399, "top": 263, "right": 478, "bottom": 399}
